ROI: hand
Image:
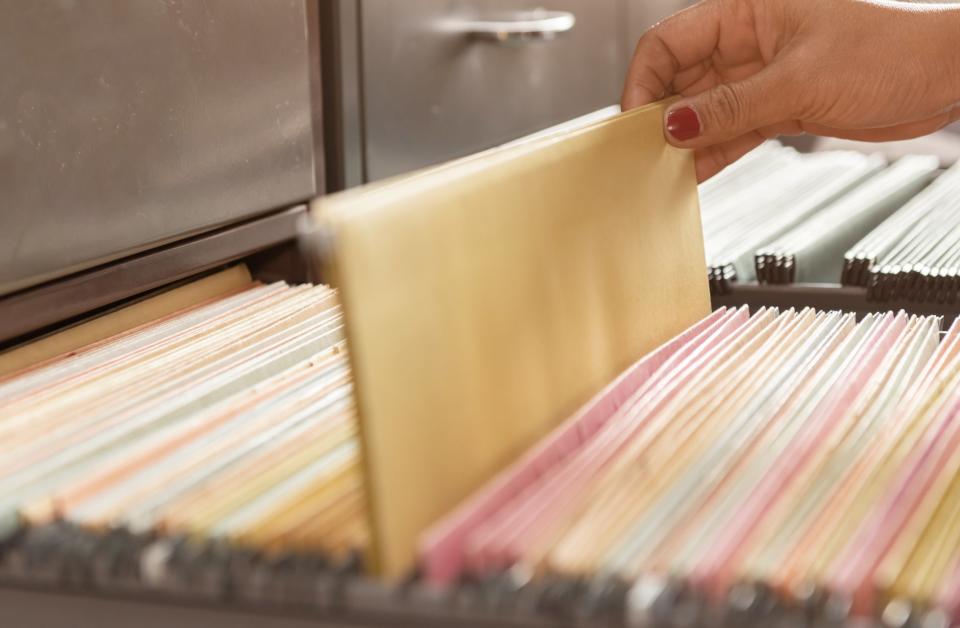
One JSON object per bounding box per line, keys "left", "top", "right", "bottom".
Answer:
{"left": 622, "top": 0, "right": 960, "bottom": 181}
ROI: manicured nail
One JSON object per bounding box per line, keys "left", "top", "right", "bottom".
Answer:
{"left": 665, "top": 106, "right": 701, "bottom": 141}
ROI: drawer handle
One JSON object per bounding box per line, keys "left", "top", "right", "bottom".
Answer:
{"left": 453, "top": 10, "right": 576, "bottom": 43}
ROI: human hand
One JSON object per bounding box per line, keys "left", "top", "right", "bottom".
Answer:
{"left": 622, "top": 0, "right": 960, "bottom": 181}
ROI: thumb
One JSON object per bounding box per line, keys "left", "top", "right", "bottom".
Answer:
{"left": 663, "top": 66, "right": 797, "bottom": 147}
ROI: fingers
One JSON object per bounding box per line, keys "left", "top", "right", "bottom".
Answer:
{"left": 694, "top": 132, "right": 766, "bottom": 182}
{"left": 663, "top": 63, "right": 799, "bottom": 148}
{"left": 621, "top": 0, "right": 723, "bottom": 110}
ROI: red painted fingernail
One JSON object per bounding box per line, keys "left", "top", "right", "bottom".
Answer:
{"left": 666, "top": 106, "right": 701, "bottom": 141}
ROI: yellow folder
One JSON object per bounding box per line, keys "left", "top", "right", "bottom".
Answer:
{"left": 308, "top": 101, "right": 709, "bottom": 578}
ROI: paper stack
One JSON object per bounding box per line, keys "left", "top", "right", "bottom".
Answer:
{"left": 844, "top": 161, "right": 960, "bottom": 303}
{"left": 423, "top": 306, "right": 960, "bottom": 626}
{"left": 0, "top": 279, "right": 367, "bottom": 561}
{"left": 699, "top": 143, "right": 885, "bottom": 291}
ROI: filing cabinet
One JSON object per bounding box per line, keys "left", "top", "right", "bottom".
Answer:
{"left": 359, "top": 0, "right": 622, "bottom": 182}
{"left": 0, "top": 0, "right": 696, "bottom": 297}
{"left": 0, "top": 0, "right": 322, "bottom": 297}
{"left": 322, "top": 0, "right": 693, "bottom": 189}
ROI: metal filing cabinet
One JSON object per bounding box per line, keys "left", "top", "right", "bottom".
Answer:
{"left": 0, "top": 0, "right": 323, "bottom": 297}
{"left": 0, "top": 0, "right": 693, "bottom": 295}
{"left": 359, "top": 0, "right": 623, "bottom": 182}
{"left": 322, "top": 0, "right": 693, "bottom": 190}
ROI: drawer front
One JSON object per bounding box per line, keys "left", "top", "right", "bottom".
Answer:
{"left": 625, "top": 0, "right": 694, "bottom": 55}
{"left": 360, "top": 0, "right": 625, "bottom": 181}
{"left": 0, "top": 0, "right": 319, "bottom": 296}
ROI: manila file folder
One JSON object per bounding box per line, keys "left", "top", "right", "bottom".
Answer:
{"left": 307, "top": 101, "right": 710, "bottom": 577}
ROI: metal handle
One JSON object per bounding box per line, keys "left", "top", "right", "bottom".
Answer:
{"left": 447, "top": 10, "right": 576, "bottom": 43}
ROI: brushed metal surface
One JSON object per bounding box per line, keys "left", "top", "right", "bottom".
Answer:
{"left": 320, "top": 0, "right": 367, "bottom": 191}
{"left": 0, "top": 206, "right": 307, "bottom": 345}
{"left": 358, "top": 0, "right": 625, "bottom": 181}
{"left": 0, "top": 0, "right": 319, "bottom": 296}
{"left": 624, "top": 0, "right": 692, "bottom": 57}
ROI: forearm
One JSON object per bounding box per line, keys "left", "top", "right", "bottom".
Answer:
{"left": 915, "top": 4, "right": 960, "bottom": 113}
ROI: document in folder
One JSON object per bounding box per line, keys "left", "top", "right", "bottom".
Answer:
{"left": 310, "top": 101, "right": 710, "bottom": 577}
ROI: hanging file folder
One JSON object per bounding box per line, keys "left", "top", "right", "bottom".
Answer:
{"left": 309, "top": 101, "right": 711, "bottom": 577}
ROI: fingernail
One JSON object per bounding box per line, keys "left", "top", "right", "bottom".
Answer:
{"left": 666, "top": 106, "right": 701, "bottom": 141}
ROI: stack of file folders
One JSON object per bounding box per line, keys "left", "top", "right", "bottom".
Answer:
{"left": 9, "top": 297, "right": 960, "bottom": 627}
{"left": 702, "top": 143, "right": 941, "bottom": 293}
{"left": 12, "top": 281, "right": 960, "bottom": 628}
{"left": 701, "top": 142, "right": 887, "bottom": 291}
{"left": 843, "top": 161, "right": 960, "bottom": 303}
{"left": 0, "top": 276, "right": 371, "bottom": 596}
{"left": 422, "top": 306, "right": 960, "bottom": 628}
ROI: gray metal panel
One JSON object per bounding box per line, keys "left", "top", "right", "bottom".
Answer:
{"left": 358, "top": 0, "right": 625, "bottom": 181}
{"left": 320, "top": 0, "right": 367, "bottom": 191}
{"left": 0, "top": 0, "right": 319, "bottom": 296}
{"left": 0, "top": 206, "right": 307, "bottom": 345}
{"left": 623, "top": 0, "right": 693, "bottom": 58}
